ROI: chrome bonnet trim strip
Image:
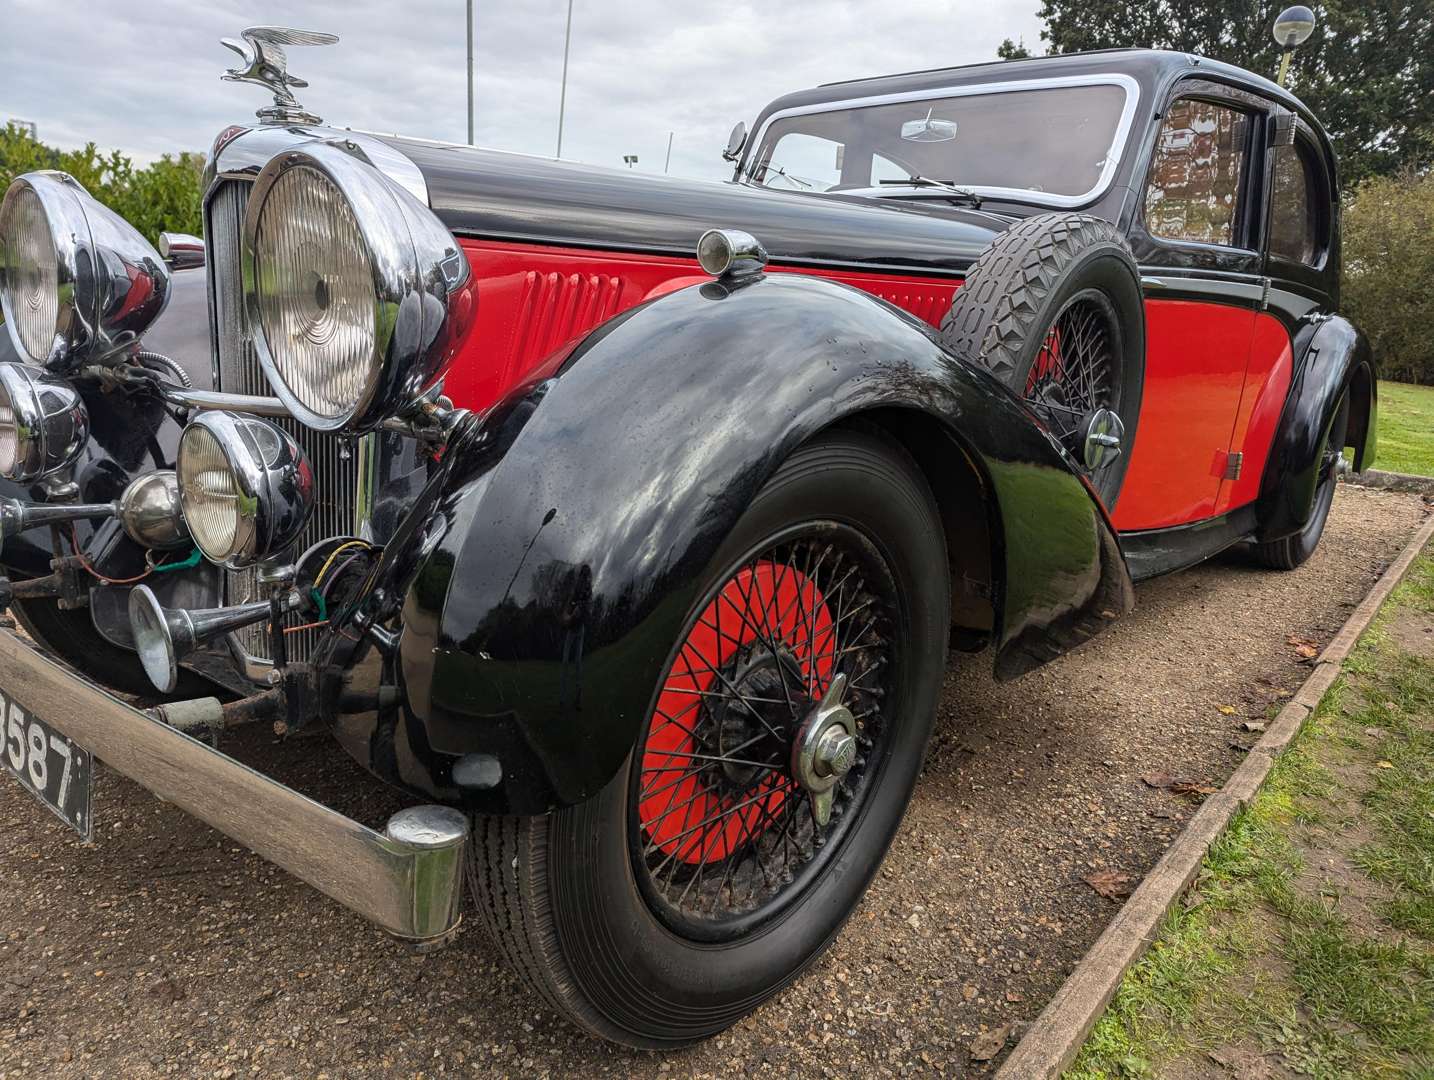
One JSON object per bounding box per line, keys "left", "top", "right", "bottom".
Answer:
{"left": 203, "top": 124, "right": 429, "bottom": 206}
{"left": 0, "top": 629, "right": 466, "bottom": 941}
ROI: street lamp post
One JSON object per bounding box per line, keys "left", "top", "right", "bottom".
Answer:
{"left": 465, "top": 0, "right": 474, "bottom": 144}
{"left": 622, "top": 154, "right": 638, "bottom": 168}
{"left": 556, "top": 0, "right": 574, "bottom": 158}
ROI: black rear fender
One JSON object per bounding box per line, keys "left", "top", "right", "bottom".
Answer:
{"left": 388, "top": 274, "right": 1132, "bottom": 812}
{"left": 1257, "top": 315, "right": 1376, "bottom": 542}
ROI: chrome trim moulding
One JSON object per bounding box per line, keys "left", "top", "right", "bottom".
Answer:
{"left": 745, "top": 73, "right": 1142, "bottom": 210}
{"left": 0, "top": 627, "right": 467, "bottom": 942}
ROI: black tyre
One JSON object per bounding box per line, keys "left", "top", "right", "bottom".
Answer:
{"left": 12, "top": 597, "right": 216, "bottom": 700}
{"left": 1252, "top": 393, "right": 1350, "bottom": 571}
{"left": 468, "top": 428, "right": 950, "bottom": 1047}
{"left": 939, "top": 212, "right": 1145, "bottom": 508}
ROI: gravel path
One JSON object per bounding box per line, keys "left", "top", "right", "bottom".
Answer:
{"left": 0, "top": 486, "right": 1427, "bottom": 1079}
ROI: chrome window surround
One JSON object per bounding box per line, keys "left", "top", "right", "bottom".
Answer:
{"left": 744, "top": 73, "right": 1142, "bottom": 210}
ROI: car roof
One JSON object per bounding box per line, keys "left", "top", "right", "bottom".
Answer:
{"left": 758, "top": 48, "right": 1316, "bottom": 130}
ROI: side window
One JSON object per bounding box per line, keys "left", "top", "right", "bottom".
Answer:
{"left": 1269, "top": 139, "right": 1320, "bottom": 265}
{"left": 757, "top": 133, "right": 843, "bottom": 191}
{"left": 1144, "top": 98, "right": 1250, "bottom": 247}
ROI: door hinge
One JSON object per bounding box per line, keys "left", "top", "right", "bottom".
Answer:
{"left": 1224, "top": 452, "right": 1244, "bottom": 480}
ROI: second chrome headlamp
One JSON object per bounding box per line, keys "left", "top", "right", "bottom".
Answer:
{"left": 177, "top": 411, "right": 313, "bottom": 568}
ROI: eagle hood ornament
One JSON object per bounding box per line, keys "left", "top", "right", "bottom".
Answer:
{"left": 221, "top": 26, "right": 339, "bottom": 126}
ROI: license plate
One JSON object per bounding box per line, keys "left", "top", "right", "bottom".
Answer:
{"left": 0, "top": 689, "right": 93, "bottom": 840}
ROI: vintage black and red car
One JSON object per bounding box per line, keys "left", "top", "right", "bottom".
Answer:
{"left": 0, "top": 19, "right": 1374, "bottom": 1047}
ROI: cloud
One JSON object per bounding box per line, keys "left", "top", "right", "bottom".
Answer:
{"left": 2, "top": 0, "right": 1043, "bottom": 179}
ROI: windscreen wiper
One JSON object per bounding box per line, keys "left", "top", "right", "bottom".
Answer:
{"left": 878, "top": 176, "right": 983, "bottom": 209}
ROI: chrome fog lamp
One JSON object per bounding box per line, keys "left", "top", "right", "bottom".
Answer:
{"left": 119, "top": 470, "right": 190, "bottom": 551}
{"left": 0, "top": 171, "right": 170, "bottom": 371}
{"left": 243, "top": 142, "right": 473, "bottom": 433}
{"left": 0, "top": 361, "right": 89, "bottom": 481}
{"left": 176, "top": 411, "right": 314, "bottom": 568}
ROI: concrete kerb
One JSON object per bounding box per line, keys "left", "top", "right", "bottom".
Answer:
{"left": 995, "top": 511, "right": 1434, "bottom": 1078}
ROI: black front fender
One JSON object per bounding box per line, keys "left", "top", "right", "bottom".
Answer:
{"left": 381, "top": 274, "right": 1131, "bottom": 812}
{"left": 1257, "top": 315, "right": 1376, "bottom": 542}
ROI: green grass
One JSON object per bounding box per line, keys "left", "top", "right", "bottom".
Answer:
{"left": 1372, "top": 381, "right": 1434, "bottom": 478}
{"left": 1067, "top": 551, "right": 1434, "bottom": 1079}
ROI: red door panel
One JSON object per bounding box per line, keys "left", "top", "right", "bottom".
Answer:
{"left": 1215, "top": 311, "right": 1294, "bottom": 514}
{"left": 1112, "top": 299, "right": 1255, "bottom": 532}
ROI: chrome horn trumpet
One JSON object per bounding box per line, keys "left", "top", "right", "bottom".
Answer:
{"left": 129, "top": 584, "right": 303, "bottom": 693}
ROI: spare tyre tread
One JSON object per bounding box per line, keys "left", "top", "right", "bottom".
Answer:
{"left": 938, "top": 212, "right": 1130, "bottom": 384}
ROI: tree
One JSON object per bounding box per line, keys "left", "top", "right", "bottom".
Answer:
{"left": 998, "top": 37, "right": 1032, "bottom": 60}
{"left": 1014, "top": 1, "right": 1434, "bottom": 185}
{"left": 1343, "top": 170, "right": 1434, "bottom": 385}
{"left": 0, "top": 122, "right": 203, "bottom": 245}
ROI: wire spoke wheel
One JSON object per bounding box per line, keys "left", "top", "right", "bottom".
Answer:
{"left": 630, "top": 525, "right": 895, "bottom": 940}
{"left": 1024, "top": 288, "right": 1120, "bottom": 450}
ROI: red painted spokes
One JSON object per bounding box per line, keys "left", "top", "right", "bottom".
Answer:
{"left": 638, "top": 560, "right": 836, "bottom": 866}
{"left": 1024, "top": 295, "right": 1116, "bottom": 447}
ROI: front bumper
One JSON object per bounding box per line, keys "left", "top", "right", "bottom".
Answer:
{"left": 0, "top": 625, "right": 468, "bottom": 945}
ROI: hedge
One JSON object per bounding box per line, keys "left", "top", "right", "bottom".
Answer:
{"left": 1342, "top": 170, "right": 1434, "bottom": 386}
{"left": 0, "top": 122, "right": 202, "bottom": 246}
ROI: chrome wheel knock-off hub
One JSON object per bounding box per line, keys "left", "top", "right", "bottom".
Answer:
{"left": 790, "top": 673, "right": 858, "bottom": 827}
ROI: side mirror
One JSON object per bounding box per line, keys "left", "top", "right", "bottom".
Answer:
{"left": 722, "top": 121, "right": 747, "bottom": 163}
{"left": 1273, "top": 5, "right": 1315, "bottom": 87}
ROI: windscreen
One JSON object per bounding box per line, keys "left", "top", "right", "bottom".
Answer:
{"left": 748, "top": 82, "right": 1130, "bottom": 202}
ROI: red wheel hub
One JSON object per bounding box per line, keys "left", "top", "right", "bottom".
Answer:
{"left": 638, "top": 560, "right": 837, "bottom": 865}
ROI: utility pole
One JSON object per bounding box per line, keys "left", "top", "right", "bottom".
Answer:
{"left": 664, "top": 131, "right": 673, "bottom": 173}
{"left": 465, "top": 0, "right": 476, "bottom": 144}
{"left": 556, "top": 0, "right": 574, "bottom": 158}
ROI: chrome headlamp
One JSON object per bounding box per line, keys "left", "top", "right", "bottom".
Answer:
{"left": 0, "top": 362, "right": 89, "bottom": 481}
{"left": 0, "top": 171, "right": 170, "bottom": 371}
{"left": 242, "top": 142, "right": 473, "bottom": 433}
{"left": 176, "top": 411, "right": 314, "bottom": 569}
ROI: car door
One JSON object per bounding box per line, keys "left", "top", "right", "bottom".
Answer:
{"left": 1212, "top": 110, "right": 1335, "bottom": 515}
{"left": 1112, "top": 81, "right": 1266, "bottom": 533}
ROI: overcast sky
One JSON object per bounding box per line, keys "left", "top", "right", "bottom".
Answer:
{"left": 2, "top": 0, "right": 1044, "bottom": 180}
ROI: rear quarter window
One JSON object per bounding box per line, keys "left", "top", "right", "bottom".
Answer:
{"left": 1269, "top": 139, "right": 1321, "bottom": 265}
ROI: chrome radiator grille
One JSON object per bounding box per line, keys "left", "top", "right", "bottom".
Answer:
{"left": 206, "top": 179, "right": 361, "bottom": 661}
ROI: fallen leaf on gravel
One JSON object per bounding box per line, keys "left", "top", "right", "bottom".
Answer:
{"left": 1170, "top": 780, "right": 1220, "bottom": 797}
{"left": 1287, "top": 635, "right": 1319, "bottom": 659}
{"left": 1143, "top": 773, "right": 1218, "bottom": 797}
{"left": 1005, "top": 990, "right": 1024, "bottom": 1003}
{"left": 962, "top": 983, "right": 978, "bottom": 1001}
{"left": 969, "top": 1023, "right": 1011, "bottom": 1061}
{"left": 1083, "top": 870, "right": 1134, "bottom": 901}
{"left": 1217, "top": 704, "right": 1237, "bottom": 715}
